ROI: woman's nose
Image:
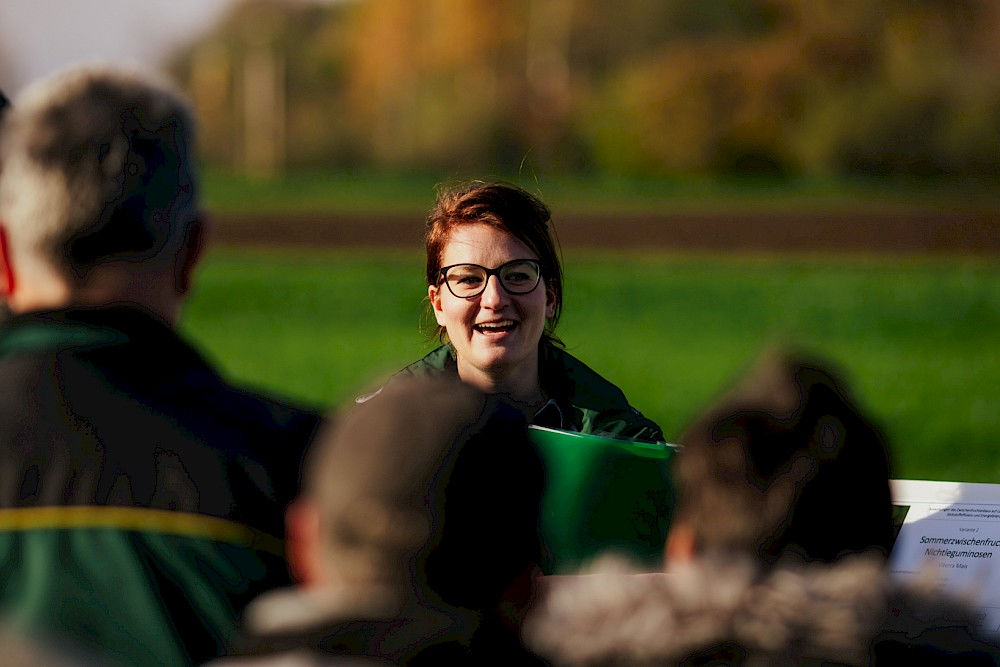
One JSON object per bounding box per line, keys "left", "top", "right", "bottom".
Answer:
{"left": 479, "top": 274, "right": 507, "bottom": 307}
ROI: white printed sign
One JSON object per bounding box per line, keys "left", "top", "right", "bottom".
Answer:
{"left": 890, "top": 479, "right": 1000, "bottom": 634}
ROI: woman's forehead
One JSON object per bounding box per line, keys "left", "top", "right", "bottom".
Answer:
{"left": 440, "top": 223, "right": 538, "bottom": 265}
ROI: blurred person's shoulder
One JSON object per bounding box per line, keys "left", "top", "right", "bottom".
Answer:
{"left": 877, "top": 572, "right": 1000, "bottom": 664}
{"left": 0, "top": 304, "right": 324, "bottom": 501}
{"left": 207, "top": 585, "right": 477, "bottom": 667}
{"left": 0, "top": 304, "right": 323, "bottom": 438}
{"left": 527, "top": 554, "right": 1000, "bottom": 665}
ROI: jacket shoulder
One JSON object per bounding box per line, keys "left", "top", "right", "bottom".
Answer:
{"left": 398, "top": 345, "right": 455, "bottom": 378}
{"left": 545, "top": 346, "right": 630, "bottom": 408}
{"left": 543, "top": 345, "right": 664, "bottom": 442}
{"left": 356, "top": 345, "right": 455, "bottom": 404}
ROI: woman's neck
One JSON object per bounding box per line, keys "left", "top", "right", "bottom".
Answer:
{"left": 456, "top": 356, "right": 544, "bottom": 409}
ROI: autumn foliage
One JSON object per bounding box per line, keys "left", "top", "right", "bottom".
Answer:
{"left": 169, "top": 0, "right": 1000, "bottom": 180}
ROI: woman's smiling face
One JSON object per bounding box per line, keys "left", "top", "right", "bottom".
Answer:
{"left": 429, "top": 223, "right": 555, "bottom": 391}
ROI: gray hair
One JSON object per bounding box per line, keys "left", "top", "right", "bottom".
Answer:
{"left": 0, "top": 65, "right": 199, "bottom": 280}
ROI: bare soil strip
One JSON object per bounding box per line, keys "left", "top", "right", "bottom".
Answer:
{"left": 207, "top": 210, "right": 999, "bottom": 254}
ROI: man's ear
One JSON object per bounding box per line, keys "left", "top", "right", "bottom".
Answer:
{"left": 175, "top": 215, "right": 206, "bottom": 296}
{"left": 665, "top": 523, "right": 697, "bottom": 567}
{"left": 428, "top": 284, "right": 446, "bottom": 326}
{"left": 286, "top": 499, "right": 326, "bottom": 587}
{"left": 0, "top": 223, "right": 16, "bottom": 299}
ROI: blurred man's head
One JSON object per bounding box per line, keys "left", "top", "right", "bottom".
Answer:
{"left": 669, "top": 350, "right": 894, "bottom": 567}
{"left": 288, "top": 375, "right": 546, "bottom": 615}
{"left": 0, "top": 65, "right": 202, "bottom": 322}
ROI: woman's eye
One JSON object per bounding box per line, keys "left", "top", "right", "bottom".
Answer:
{"left": 502, "top": 262, "right": 538, "bottom": 284}
{"left": 455, "top": 274, "right": 482, "bottom": 286}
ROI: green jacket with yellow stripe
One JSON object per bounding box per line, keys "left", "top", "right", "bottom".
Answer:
{"left": 0, "top": 306, "right": 322, "bottom": 666}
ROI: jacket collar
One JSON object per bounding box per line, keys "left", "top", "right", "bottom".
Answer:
{"left": 0, "top": 304, "right": 201, "bottom": 366}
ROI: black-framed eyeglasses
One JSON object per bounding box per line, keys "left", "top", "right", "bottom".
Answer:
{"left": 438, "top": 259, "right": 542, "bottom": 298}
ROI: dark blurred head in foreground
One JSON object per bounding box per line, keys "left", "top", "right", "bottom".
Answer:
{"left": 295, "top": 376, "right": 545, "bottom": 608}
{"left": 670, "top": 349, "right": 894, "bottom": 566}
{"left": 0, "top": 65, "right": 201, "bottom": 324}
{"left": 258, "top": 375, "right": 546, "bottom": 661}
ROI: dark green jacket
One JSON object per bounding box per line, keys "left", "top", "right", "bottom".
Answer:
{"left": 0, "top": 306, "right": 322, "bottom": 666}
{"left": 400, "top": 343, "right": 664, "bottom": 443}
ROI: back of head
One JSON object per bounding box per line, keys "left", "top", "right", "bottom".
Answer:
{"left": 0, "top": 65, "right": 198, "bottom": 282}
{"left": 307, "top": 375, "right": 545, "bottom": 612}
{"left": 675, "top": 349, "right": 894, "bottom": 566}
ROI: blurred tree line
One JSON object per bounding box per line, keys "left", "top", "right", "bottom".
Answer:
{"left": 169, "top": 0, "right": 1000, "bottom": 181}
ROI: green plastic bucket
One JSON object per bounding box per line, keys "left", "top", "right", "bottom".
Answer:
{"left": 527, "top": 425, "right": 675, "bottom": 574}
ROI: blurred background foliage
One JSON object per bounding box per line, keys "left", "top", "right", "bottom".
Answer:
{"left": 169, "top": 0, "right": 1000, "bottom": 183}
{"left": 161, "top": 1, "right": 999, "bottom": 480}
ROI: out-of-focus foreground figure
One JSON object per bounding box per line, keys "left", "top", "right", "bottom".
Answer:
{"left": 526, "top": 350, "right": 1000, "bottom": 665}
{"left": 0, "top": 65, "right": 322, "bottom": 665}
{"left": 667, "top": 348, "right": 894, "bottom": 566}
{"left": 216, "top": 375, "right": 548, "bottom": 665}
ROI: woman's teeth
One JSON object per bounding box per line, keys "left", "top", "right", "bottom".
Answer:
{"left": 475, "top": 320, "right": 516, "bottom": 333}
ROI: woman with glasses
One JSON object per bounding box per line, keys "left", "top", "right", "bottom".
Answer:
{"left": 398, "top": 181, "right": 663, "bottom": 443}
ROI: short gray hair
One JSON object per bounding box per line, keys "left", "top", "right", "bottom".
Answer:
{"left": 0, "top": 65, "right": 199, "bottom": 280}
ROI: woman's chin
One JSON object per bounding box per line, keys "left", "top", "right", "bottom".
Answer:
{"left": 466, "top": 342, "right": 532, "bottom": 375}
{"left": 473, "top": 350, "right": 518, "bottom": 372}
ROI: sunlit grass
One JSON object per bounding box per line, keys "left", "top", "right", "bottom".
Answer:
{"left": 181, "top": 248, "right": 1000, "bottom": 483}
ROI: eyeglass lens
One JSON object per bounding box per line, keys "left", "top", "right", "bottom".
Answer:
{"left": 443, "top": 260, "right": 540, "bottom": 298}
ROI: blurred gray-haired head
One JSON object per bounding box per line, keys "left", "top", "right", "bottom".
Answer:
{"left": 0, "top": 65, "right": 198, "bottom": 282}
{"left": 305, "top": 375, "right": 545, "bottom": 611}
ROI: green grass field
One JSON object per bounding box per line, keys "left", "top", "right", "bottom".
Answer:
{"left": 202, "top": 169, "right": 1000, "bottom": 216}
{"left": 180, "top": 248, "right": 1000, "bottom": 483}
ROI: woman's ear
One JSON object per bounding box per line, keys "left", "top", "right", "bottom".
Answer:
{"left": 428, "top": 284, "right": 446, "bottom": 326}
{"left": 545, "top": 284, "right": 556, "bottom": 319}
